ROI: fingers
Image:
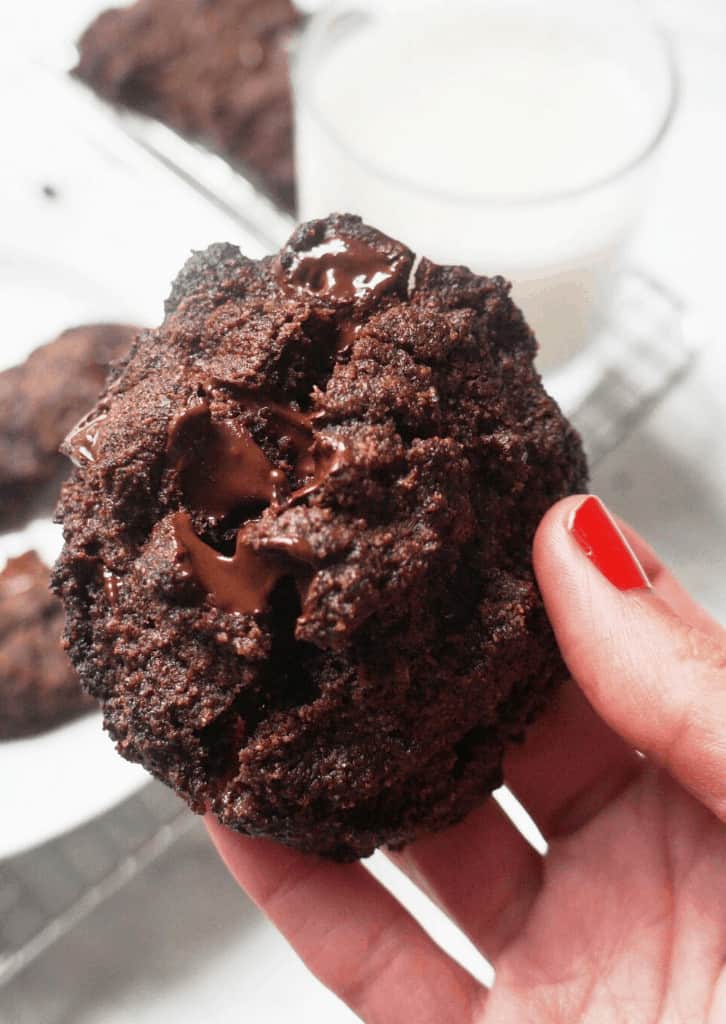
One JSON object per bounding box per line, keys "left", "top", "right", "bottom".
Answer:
{"left": 208, "top": 492, "right": 725, "bottom": 1010}
{"left": 534, "top": 495, "right": 726, "bottom": 825}
{"left": 389, "top": 684, "right": 639, "bottom": 961}
{"left": 206, "top": 818, "right": 486, "bottom": 1024}
{"left": 389, "top": 798, "right": 543, "bottom": 961}
{"left": 392, "top": 687, "right": 643, "bottom": 964}
{"left": 504, "top": 680, "right": 641, "bottom": 839}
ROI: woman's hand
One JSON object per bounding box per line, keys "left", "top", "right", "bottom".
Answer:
{"left": 208, "top": 495, "right": 726, "bottom": 1023}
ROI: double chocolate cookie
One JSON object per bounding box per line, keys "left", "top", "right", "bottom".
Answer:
{"left": 55, "top": 214, "right": 587, "bottom": 860}
{"left": 0, "top": 323, "right": 137, "bottom": 530}
{"left": 0, "top": 552, "right": 94, "bottom": 740}
{"left": 74, "top": 0, "right": 300, "bottom": 212}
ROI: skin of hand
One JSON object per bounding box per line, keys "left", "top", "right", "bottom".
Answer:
{"left": 207, "top": 494, "right": 726, "bottom": 1024}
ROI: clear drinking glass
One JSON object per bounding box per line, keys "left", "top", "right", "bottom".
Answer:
{"left": 293, "top": 0, "right": 679, "bottom": 369}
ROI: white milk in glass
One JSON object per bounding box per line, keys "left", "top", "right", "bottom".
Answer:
{"left": 295, "top": 2, "right": 673, "bottom": 367}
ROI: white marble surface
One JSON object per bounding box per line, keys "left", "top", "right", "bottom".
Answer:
{"left": 1, "top": 2, "right": 725, "bottom": 1022}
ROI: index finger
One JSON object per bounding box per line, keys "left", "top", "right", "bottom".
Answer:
{"left": 533, "top": 495, "right": 726, "bottom": 824}
{"left": 206, "top": 818, "right": 486, "bottom": 1024}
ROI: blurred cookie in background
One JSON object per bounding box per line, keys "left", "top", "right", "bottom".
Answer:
{"left": 74, "top": 0, "right": 300, "bottom": 212}
{"left": 0, "top": 323, "right": 137, "bottom": 530}
{"left": 0, "top": 551, "right": 94, "bottom": 740}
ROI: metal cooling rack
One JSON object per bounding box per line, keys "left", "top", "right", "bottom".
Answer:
{"left": 93, "top": 84, "right": 699, "bottom": 473}
{"left": 0, "top": 76, "right": 701, "bottom": 991}
{"left": 560, "top": 269, "right": 697, "bottom": 465}
{"left": 0, "top": 783, "right": 192, "bottom": 987}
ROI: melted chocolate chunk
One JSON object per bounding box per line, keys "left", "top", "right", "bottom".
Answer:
{"left": 226, "top": 391, "right": 319, "bottom": 481}
{"left": 172, "top": 511, "right": 313, "bottom": 615}
{"left": 276, "top": 234, "right": 409, "bottom": 304}
{"left": 275, "top": 218, "right": 413, "bottom": 362}
{"left": 168, "top": 388, "right": 350, "bottom": 538}
{"left": 168, "top": 400, "right": 286, "bottom": 519}
{"left": 167, "top": 389, "right": 347, "bottom": 613}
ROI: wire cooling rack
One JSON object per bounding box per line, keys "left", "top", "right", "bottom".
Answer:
{"left": 0, "top": 76, "right": 701, "bottom": 990}
{"left": 0, "top": 784, "right": 192, "bottom": 987}
{"left": 557, "top": 270, "right": 697, "bottom": 465}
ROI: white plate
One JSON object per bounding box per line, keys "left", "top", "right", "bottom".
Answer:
{"left": 0, "top": 253, "right": 151, "bottom": 859}
{"left": 0, "top": 516, "right": 147, "bottom": 861}
{"left": 0, "top": 716, "right": 147, "bottom": 861}
{"left": 0, "top": 60, "right": 276, "bottom": 860}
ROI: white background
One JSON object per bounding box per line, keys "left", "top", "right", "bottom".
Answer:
{"left": 1, "top": 0, "right": 725, "bottom": 1021}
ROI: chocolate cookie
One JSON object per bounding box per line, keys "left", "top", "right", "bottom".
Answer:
{"left": 0, "top": 552, "right": 94, "bottom": 740}
{"left": 74, "top": 0, "right": 300, "bottom": 212}
{"left": 55, "top": 214, "right": 588, "bottom": 860}
{"left": 0, "top": 323, "right": 137, "bottom": 530}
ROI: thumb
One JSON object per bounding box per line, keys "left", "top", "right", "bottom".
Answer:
{"left": 534, "top": 495, "right": 726, "bottom": 825}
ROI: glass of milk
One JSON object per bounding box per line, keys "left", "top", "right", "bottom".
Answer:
{"left": 293, "top": 0, "right": 679, "bottom": 369}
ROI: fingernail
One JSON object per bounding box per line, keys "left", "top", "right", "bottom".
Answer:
{"left": 568, "top": 496, "right": 651, "bottom": 592}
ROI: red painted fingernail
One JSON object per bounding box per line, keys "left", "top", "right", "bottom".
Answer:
{"left": 569, "top": 496, "right": 651, "bottom": 592}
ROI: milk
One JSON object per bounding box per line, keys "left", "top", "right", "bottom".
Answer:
{"left": 294, "top": 3, "right": 674, "bottom": 367}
